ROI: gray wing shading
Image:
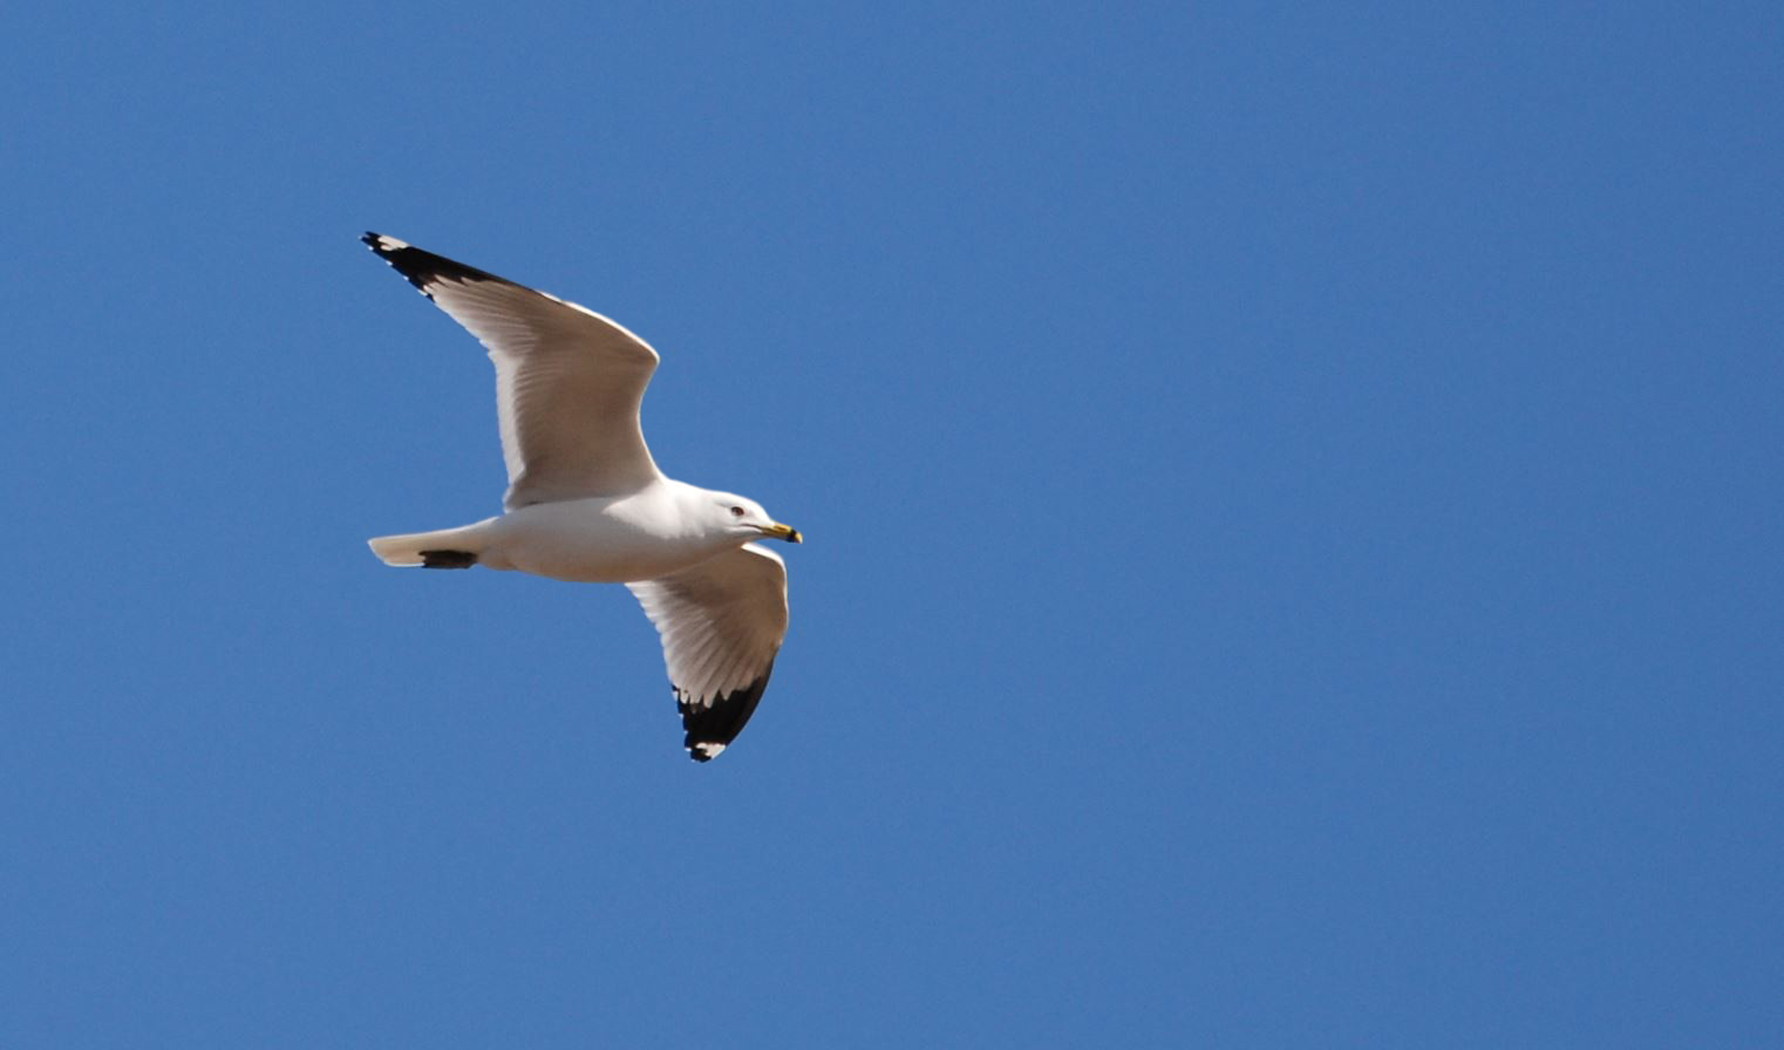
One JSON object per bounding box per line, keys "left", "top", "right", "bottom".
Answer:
{"left": 362, "top": 233, "right": 663, "bottom": 508}
{"left": 626, "top": 544, "right": 790, "bottom": 761}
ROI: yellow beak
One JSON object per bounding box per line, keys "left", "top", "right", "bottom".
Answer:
{"left": 762, "top": 522, "right": 803, "bottom": 544}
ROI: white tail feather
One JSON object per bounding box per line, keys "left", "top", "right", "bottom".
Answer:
{"left": 367, "top": 524, "right": 485, "bottom": 567}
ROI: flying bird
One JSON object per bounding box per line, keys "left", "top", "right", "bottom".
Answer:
{"left": 359, "top": 233, "right": 801, "bottom": 761}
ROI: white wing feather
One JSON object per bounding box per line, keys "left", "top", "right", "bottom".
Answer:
{"left": 627, "top": 544, "right": 790, "bottom": 759}
{"left": 363, "top": 234, "right": 663, "bottom": 508}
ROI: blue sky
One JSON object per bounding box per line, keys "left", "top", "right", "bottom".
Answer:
{"left": 4, "top": 2, "right": 1780, "bottom": 1046}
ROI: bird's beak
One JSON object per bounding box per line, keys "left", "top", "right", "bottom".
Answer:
{"left": 762, "top": 522, "right": 803, "bottom": 544}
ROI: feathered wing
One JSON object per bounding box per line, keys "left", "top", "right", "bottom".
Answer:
{"left": 362, "top": 233, "right": 663, "bottom": 507}
{"left": 627, "top": 544, "right": 790, "bottom": 761}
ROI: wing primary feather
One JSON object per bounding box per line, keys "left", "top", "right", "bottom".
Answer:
{"left": 679, "top": 662, "right": 776, "bottom": 762}
{"left": 361, "top": 232, "right": 522, "bottom": 299}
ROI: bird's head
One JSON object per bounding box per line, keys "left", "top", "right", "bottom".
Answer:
{"left": 712, "top": 493, "right": 801, "bottom": 544}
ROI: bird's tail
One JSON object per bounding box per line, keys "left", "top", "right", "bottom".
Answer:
{"left": 367, "top": 522, "right": 488, "bottom": 568}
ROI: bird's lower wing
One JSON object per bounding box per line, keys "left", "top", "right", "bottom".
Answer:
{"left": 626, "top": 544, "right": 790, "bottom": 761}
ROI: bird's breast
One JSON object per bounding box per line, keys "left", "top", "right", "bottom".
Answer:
{"left": 482, "top": 497, "right": 726, "bottom": 583}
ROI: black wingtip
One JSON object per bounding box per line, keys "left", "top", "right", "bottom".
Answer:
{"left": 678, "top": 662, "right": 776, "bottom": 762}
{"left": 358, "top": 232, "right": 521, "bottom": 301}
{"left": 359, "top": 232, "right": 443, "bottom": 298}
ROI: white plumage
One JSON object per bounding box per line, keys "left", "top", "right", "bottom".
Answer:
{"left": 360, "top": 233, "right": 801, "bottom": 761}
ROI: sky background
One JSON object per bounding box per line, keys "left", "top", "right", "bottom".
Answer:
{"left": 4, "top": 2, "right": 1781, "bottom": 1046}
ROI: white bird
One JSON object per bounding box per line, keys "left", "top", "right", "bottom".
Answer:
{"left": 359, "top": 233, "right": 801, "bottom": 762}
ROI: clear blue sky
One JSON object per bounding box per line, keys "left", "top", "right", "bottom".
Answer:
{"left": 4, "top": 2, "right": 1780, "bottom": 1046}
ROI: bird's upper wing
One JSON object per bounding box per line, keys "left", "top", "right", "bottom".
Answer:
{"left": 363, "top": 233, "right": 663, "bottom": 508}
{"left": 626, "top": 543, "right": 790, "bottom": 761}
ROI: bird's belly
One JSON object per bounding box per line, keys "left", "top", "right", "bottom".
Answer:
{"left": 481, "top": 499, "right": 721, "bottom": 583}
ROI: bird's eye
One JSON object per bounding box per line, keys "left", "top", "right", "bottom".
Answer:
{"left": 729, "top": 506, "right": 746, "bottom": 518}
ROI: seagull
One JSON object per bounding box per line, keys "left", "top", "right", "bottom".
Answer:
{"left": 359, "top": 233, "right": 801, "bottom": 762}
